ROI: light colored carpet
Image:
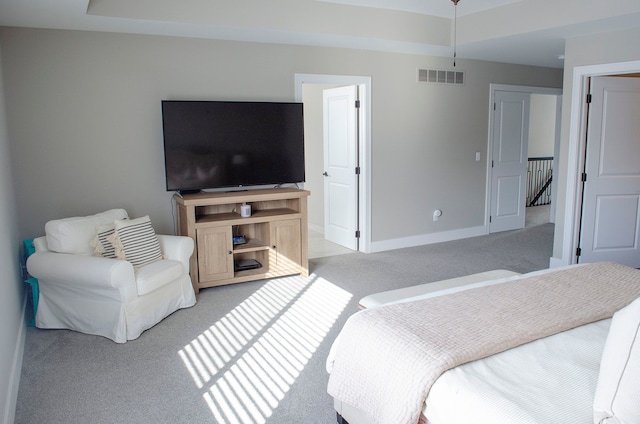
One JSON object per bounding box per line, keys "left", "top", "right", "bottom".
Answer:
{"left": 525, "top": 204, "right": 551, "bottom": 228}
{"left": 15, "top": 219, "right": 554, "bottom": 424}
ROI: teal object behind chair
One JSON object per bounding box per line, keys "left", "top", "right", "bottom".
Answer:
{"left": 23, "top": 239, "right": 39, "bottom": 327}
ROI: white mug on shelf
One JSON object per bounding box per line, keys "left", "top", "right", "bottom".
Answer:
{"left": 240, "top": 204, "right": 251, "bottom": 218}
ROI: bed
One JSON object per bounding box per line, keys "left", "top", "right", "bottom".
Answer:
{"left": 326, "top": 262, "right": 640, "bottom": 424}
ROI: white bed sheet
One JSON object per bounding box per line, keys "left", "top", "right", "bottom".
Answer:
{"left": 327, "top": 264, "right": 605, "bottom": 424}
{"left": 424, "top": 318, "right": 610, "bottom": 424}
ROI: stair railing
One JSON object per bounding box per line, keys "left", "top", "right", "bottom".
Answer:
{"left": 527, "top": 157, "right": 553, "bottom": 206}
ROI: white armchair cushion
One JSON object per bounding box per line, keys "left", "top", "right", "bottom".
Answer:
{"left": 593, "top": 297, "right": 640, "bottom": 424}
{"left": 45, "top": 209, "right": 128, "bottom": 255}
{"left": 111, "top": 215, "right": 163, "bottom": 267}
{"left": 33, "top": 236, "right": 49, "bottom": 252}
{"left": 135, "top": 260, "right": 183, "bottom": 296}
{"left": 157, "top": 235, "right": 193, "bottom": 271}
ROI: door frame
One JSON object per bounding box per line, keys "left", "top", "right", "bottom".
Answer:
{"left": 485, "top": 84, "right": 563, "bottom": 233}
{"left": 553, "top": 60, "right": 640, "bottom": 267}
{"left": 295, "top": 73, "right": 372, "bottom": 253}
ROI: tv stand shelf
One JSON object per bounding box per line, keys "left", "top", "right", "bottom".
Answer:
{"left": 174, "top": 188, "right": 310, "bottom": 293}
{"left": 234, "top": 239, "right": 268, "bottom": 253}
{"left": 195, "top": 208, "right": 300, "bottom": 225}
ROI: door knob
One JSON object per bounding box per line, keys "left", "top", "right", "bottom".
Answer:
{"left": 323, "top": 172, "right": 329, "bottom": 177}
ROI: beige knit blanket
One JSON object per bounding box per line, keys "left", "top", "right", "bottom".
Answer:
{"left": 327, "top": 262, "right": 640, "bottom": 424}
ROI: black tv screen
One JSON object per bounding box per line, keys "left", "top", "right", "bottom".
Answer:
{"left": 161, "top": 100, "right": 305, "bottom": 192}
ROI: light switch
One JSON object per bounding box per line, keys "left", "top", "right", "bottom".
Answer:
{"left": 475, "top": 152, "right": 481, "bottom": 161}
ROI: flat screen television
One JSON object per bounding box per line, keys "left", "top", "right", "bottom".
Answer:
{"left": 161, "top": 100, "right": 305, "bottom": 193}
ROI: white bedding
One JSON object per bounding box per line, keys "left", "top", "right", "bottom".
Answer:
{"left": 326, "top": 267, "right": 572, "bottom": 375}
{"left": 424, "top": 318, "right": 610, "bottom": 424}
{"left": 326, "top": 264, "right": 632, "bottom": 424}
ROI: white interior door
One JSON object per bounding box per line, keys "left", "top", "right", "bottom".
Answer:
{"left": 323, "top": 86, "right": 358, "bottom": 250}
{"left": 578, "top": 76, "right": 640, "bottom": 267}
{"left": 489, "top": 90, "right": 531, "bottom": 233}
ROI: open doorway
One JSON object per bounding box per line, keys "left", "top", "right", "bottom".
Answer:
{"left": 295, "top": 74, "right": 372, "bottom": 257}
{"left": 526, "top": 93, "right": 562, "bottom": 227}
{"left": 486, "top": 84, "right": 562, "bottom": 234}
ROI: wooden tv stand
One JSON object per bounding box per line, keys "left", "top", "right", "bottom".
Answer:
{"left": 174, "top": 188, "right": 310, "bottom": 293}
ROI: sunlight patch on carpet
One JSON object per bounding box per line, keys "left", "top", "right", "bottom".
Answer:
{"left": 179, "top": 274, "right": 352, "bottom": 423}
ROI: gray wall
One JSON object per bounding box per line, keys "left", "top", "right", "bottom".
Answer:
{"left": 0, "top": 40, "right": 25, "bottom": 424}
{"left": 1, "top": 27, "right": 562, "bottom": 247}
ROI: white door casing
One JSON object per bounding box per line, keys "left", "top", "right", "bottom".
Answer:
{"left": 323, "top": 85, "right": 359, "bottom": 250}
{"left": 578, "top": 76, "right": 640, "bottom": 267}
{"left": 489, "top": 90, "right": 531, "bottom": 233}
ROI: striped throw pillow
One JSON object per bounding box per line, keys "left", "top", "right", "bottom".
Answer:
{"left": 91, "top": 223, "right": 118, "bottom": 258}
{"left": 110, "top": 216, "right": 163, "bottom": 267}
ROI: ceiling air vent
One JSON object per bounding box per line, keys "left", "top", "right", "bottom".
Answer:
{"left": 417, "top": 68, "right": 464, "bottom": 85}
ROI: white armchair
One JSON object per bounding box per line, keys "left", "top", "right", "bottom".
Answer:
{"left": 26, "top": 209, "right": 196, "bottom": 343}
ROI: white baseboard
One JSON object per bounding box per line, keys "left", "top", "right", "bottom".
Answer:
{"left": 3, "top": 296, "right": 27, "bottom": 424}
{"left": 549, "top": 256, "right": 569, "bottom": 268}
{"left": 369, "top": 225, "right": 487, "bottom": 253}
{"left": 308, "top": 223, "right": 324, "bottom": 235}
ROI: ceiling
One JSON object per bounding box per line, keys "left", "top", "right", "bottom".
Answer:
{"left": 1, "top": 0, "right": 639, "bottom": 69}
{"left": 316, "top": 0, "right": 525, "bottom": 18}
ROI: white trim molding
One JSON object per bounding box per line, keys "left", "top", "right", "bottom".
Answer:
{"left": 369, "top": 225, "right": 486, "bottom": 253}
{"left": 3, "top": 297, "right": 27, "bottom": 424}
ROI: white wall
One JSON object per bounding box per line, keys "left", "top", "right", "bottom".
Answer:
{"left": 0, "top": 27, "right": 562, "bottom": 248}
{"left": 528, "top": 94, "right": 556, "bottom": 158}
{"left": 0, "top": 41, "right": 25, "bottom": 424}
{"left": 552, "top": 26, "right": 640, "bottom": 265}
